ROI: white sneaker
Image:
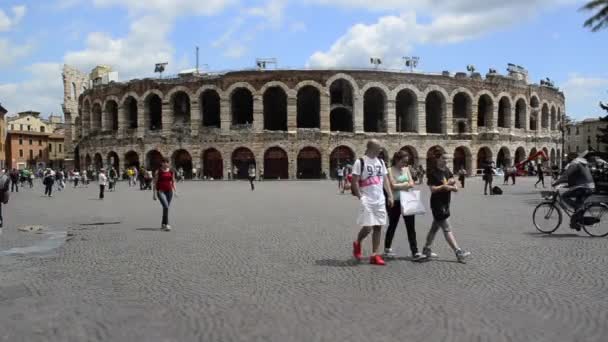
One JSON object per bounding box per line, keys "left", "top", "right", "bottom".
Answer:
{"left": 164, "top": 225, "right": 172, "bottom": 231}
{"left": 161, "top": 224, "right": 167, "bottom": 231}
{"left": 383, "top": 248, "right": 397, "bottom": 258}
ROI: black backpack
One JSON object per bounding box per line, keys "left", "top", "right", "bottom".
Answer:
{"left": 0, "top": 174, "right": 10, "bottom": 204}
{"left": 492, "top": 186, "right": 503, "bottom": 195}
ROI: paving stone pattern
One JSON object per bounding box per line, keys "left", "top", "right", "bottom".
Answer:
{"left": 0, "top": 177, "right": 607, "bottom": 342}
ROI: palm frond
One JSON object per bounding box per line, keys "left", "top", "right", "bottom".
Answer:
{"left": 580, "top": 0, "right": 608, "bottom": 11}
{"left": 582, "top": 2, "right": 608, "bottom": 31}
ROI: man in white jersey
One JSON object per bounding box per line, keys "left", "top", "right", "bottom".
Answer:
{"left": 351, "top": 140, "right": 394, "bottom": 266}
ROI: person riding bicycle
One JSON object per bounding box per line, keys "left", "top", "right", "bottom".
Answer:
{"left": 552, "top": 152, "right": 595, "bottom": 230}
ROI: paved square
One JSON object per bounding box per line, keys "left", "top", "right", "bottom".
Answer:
{"left": 1, "top": 177, "right": 607, "bottom": 342}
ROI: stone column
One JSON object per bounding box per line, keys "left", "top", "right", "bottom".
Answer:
{"left": 137, "top": 101, "right": 145, "bottom": 139}
{"left": 470, "top": 104, "right": 478, "bottom": 134}
{"left": 190, "top": 101, "right": 200, "bottom": 137}
{"left": 320, "top": 93, "right": 330, "bottom": 132}
{"left": 417, "top": 101, "right": 426, "bottom": 134}
{"left": 444, "top": 102, "right": 453, "bottom": 135}
{"left": 117, "top": 106, "right": 126, "bottom": 139}
{"left": 289, "top": 153, "right": 297, "bottom": 179}
{"left": 101, "top": 108, "right": 108, "bottom": 132}
{"left": 162, "top": 101, "right": 172, "bottom": 135}
{"left": 387, "top": 99, "right": 396, "bottom": 133}
{"left": 287, "top": 95, "right": 297, "bottom": 133}
{"left": 253, "top": 95, "right": 263, "bottom": 132}
{"left": 220, "top": 98, "right": 231, "bottom": 133}
{"left": 491, "top": 106, "right": 499, "bottom": 132}
{"left": 354, "top": 96, "right": 364, "bottom": 133}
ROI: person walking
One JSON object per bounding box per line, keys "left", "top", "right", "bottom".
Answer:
{"left": 73, "top": 170, "right": 80, "bottom": 188}
{"left": 535, "top": 163, "right": 545, "bottom": 188}
{"left": 336, "top": 165, "right": 345, "bottom": 192}
{"left": 82, "top": 170, "right": 88, "bottom": 188}
{"left": 43, "top": 169, "right": 55, "bottom": 197}
{"left": 483, "top": 161, "right": 494, "bottom": 195}
{"left": 384, "top": 150, "right": 423, "bottom": 261}
{"left": 98, "top": 169, "right": 107, "bottom": 199}
{"left": 10, "top": 168, "right": 19, "bottom": 193}
{"left": 457, "top": 166, "right": 467, "bottom": 188}
{"left": 421, "top": 151, "right": 471, "bottom": 263}
{"left": 417, "top": 165, "right": 425, "bottom": 185}
{"left": 351, "top": 139, "right": 394, "bottom": 266}
{"left": 510, "top": 165, "right": 517, "bottom": 185}
{"left": 248, "top": 164, "right": 256, "bottom": 191}
{"left": 153, "top": 158, "right": 177, "bottom": 231}
{"left": 503, "top": 166, "right": 510, "bottom": 185}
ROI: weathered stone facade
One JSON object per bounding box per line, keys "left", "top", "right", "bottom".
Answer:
{"left": 64, "top": 68, "right": 564, "bottom": 179}
{"left": 62, "top": 65, "right": 89, "bottom": 170}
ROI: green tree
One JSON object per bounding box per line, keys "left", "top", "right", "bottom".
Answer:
{"left": 581, "top": 0, "right": 608, "bottom": 32}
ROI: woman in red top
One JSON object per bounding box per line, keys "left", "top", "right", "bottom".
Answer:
{"left": 153, "top": 158, "right": 177, "bottom": 231}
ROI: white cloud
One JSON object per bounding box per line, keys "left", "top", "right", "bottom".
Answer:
{"left": 0, "top": 5, "right": 26, "bottom": 32}
{"left": 93, "top": 0, "right": 238, "bottom": 17}
{"left": 0, "top": 38, "right": 33, "bottom": 66}
{"left": 562, "top": 74, "right": 608, "bottom": 120}
{"left": 0, "top": 63, "right": 63, "bottom": 116}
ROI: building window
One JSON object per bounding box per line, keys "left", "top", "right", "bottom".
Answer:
{"left": 10, "top": 124, "right": 14, "bottom": 130}
{"left": 38, "top": 139, "right": 42, "bottom": 146}
{"left": 29, "top": 150, "right": 33, "bottom": 159}
{"left": 19, "top": 150, "right": 23, "bottom": 157}
{"left": 576, "top": 127, "right": 580, "bottom": 135}
{"left": 19, "top": 138, "right": 23, "bottom": 145}
{"left": 49, "top": 144, "right": 52, "bottom": 152}
{"left": 39, "top": 150, "right": 42, "bottom": 158}
{"left": 20, "top": 124, "right": 23, "bottom": 131}
{"left": 59, "top": 144, "right": 62, "bottom": 152}
{"left": 28, "top": 125, "right": 31, "bottom": 131}
{"left": 29, "top": 139, "right": 32, "bottom": 145}
{"left": 40, "top": 126, "right": 45, "bottom": 133}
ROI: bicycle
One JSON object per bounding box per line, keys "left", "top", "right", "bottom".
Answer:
{"left": 532, "top": 188, "right": 608, "bottom": 237}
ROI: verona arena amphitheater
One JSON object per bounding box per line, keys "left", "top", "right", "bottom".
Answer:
{"left": 61, "top": 65, "right": 564, "bottom": 180}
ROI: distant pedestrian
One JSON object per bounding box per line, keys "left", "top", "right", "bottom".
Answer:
{"left": 98, "top": 169, "right": 107, "bottom": 199}
{"left": 483, "top": 161, "right": 493, "bottom": 195}
{"left": 248, "top": 164, "right": 256, "bottom": 191}
{"left": 43, "top": 169, "right": 55, "bottom": 197}
{"left": 9, "top": 169, "right": 19, "bottom": 192}
{"left": 336, "top": 165, "right": 345, "bottom": 192}
{"left": 153, "top": 158, "right": 177, "bottom": 231}
{"left": 73, "top": 170, "right": 80, "bottom": 188}
{"left": 510, "top": 166, "right": 517, "bottom": 185}
{"left": 535, "top": 163, "right": 545, "bottom": 188}
{"left": 457, "top": 166, "right": 467, "bottom": 188}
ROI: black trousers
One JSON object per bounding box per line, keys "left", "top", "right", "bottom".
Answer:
{"left": 484, "top": 178, "right": 493, "bottom": 195}
{"left": 99, "top": 185, "right": 105, "bottom": 199}
{"left": 459, "top": 175, "right": 465, "bottom": 188}
{"left": 44, "top": 183, "right": 53, "bottom": 196}
{"left": 249, "top": 176, "right": 255, "bottom": 191}
{"left": 11, "top": 181, "right": 18, "bottom": 192}
{"left": 385, "top": 200, "right": 418, "bottom": 255}
{"left": 535, "top": 176, "right": 545, "bottom": 187}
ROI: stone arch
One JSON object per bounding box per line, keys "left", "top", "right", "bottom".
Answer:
{"left": 169, "top": 90, "right": 191, "bottom": 126}
{"left": 477, "top": 147, "right": 493, "bottom": 170}
{"left": 400, "top": 145, "right": 419, "bottom": 167}
{"left": 395, "top": 87, "right": 418, "bottom": 133}
{"left": 144, "top": 92, "right": 163, "bottom": 131}
{"left": 329, "top": 77, "right": 355, "bottom": 129}
{"left": 231, "top": 147, "right": 256, "bottom": 179}
{"left": 426, "top": 145, "right": 446, "bottom": 171}
{"left": 515, "top": 147, "right": 526, "bottom": 164}
{"left": 263, "top": 86, "right": 288, "bottom": 131}
{"left": 330, "top": 145, "right": 355, "bottom": 178}
{"left": 514, "top": 97, "right": 527, "bottom": 129}
{"left": 124, "top": 151, "right": 140, "bottom": 169}
{"left": 107, "top": 151, "right": 119, "bottom": 171}
{"left": 172, "top": 149, "right": 193, "bottom": 179}
{"left": 497, "top": 95, "right": 512, "bottom": 128}
{"left": 163, "top": 86, "right": 194, "bottom": 103}
{"left": 85, "top": 154, "right": 92, "bottom": 169}
{"left": 451, "top": 89, "right": 473, "bottom": 134}
{"left": 297, "top": 85, "right": 321, "bottom": 129}
{"left": 200, "top": 88, "right": 221, "bottom": 128}
{"left": 363, "top": 86, "right": 387, "bottom": 132}
{"left": 260, "top": 81, "right": 293, "bottom": 97}
{"left": 104, "top": 98, "right": 119, "bottom": 132}
{"left": 226, "top": 82, "right": 257, "bottom": 98}
{"left": 541, "top": 103, "right": 549, "bottom": 129}
{"left": 202, "top": 148, "right": 223, "bottom": 179}
{"left": 530, "top": 95, "right": 540, "bottom": 109}
{"left": 91, "top": 102, "right": 102, "bottom": 133}
{"left": 476, "top": 92, "right": 494, "bottom": 128}
{"left": 453, "top": 146, "right": 472, "bottom": 174}
{"left": 82, "top": 100, "right": 91, "bottom": 136}
{"left": 94, "top": 153, "right": 103, "bottom": 171}
{"left": 145, "top": 149, "right": 164, "bottom": 171}
{"left": 550, "top": 105, "right": 557, "bottom": 131}
{"left": 425, "top": 89, "right": 446, "bottom": 134}
{"left": 496, "top": 147, "right": 511, "bottom": 168}
{"left": 297, "top": 146, "right": 322, "bottom": 179}
{"left": 263, "top": 146, "right": 289, "bottom": 179}
{"left": 325, "top": 73, "right": 360, "bottom": 94}
{"left": 231, "top": 87, "right": 254, "bottom": 126}
{"left": 361, "top": 82, "right": 390, "bottom": 99}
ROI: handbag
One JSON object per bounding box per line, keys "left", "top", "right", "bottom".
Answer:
{"left": 400, "top": 190, "right": 426, "bottom": 216}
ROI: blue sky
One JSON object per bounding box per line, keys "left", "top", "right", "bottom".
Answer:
{"left": 0, "top": 0, "right": 606, "bottom": 120}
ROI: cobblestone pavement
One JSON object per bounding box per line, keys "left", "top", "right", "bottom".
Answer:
{"left": 1, "top": 177, "right": 607, "bottom": 342}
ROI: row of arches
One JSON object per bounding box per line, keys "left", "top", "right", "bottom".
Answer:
{"left": 78, "top": 78, "right": 563, "bottom": 138}
{"left": 80, "top": 144, "right": 560, "bottom": 181}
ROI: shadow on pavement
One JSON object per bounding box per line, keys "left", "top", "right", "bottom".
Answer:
{"left": 524, "top": 231, "right": 587, "bottom": 238}
{"left": 315, "top": 259, "right": 359, "bottom": 267}
{"left": 136, "top": 228, "right": 164, "bottom": 232}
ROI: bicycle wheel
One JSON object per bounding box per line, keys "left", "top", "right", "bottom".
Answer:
{"left": 533, "top": 202, "right": 562, "bottom": 234}
{"left": 582, "top": 203, "right": 608, "bottom": 237}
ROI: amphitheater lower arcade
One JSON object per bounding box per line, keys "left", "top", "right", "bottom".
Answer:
{"left": 68, "top": 70, "right": 564, "bottom": 178}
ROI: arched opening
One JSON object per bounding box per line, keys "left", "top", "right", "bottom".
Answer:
{"left": 264, "top": 147, "right": 289, "bottom": 179}
{"left": 124, "top": 96, "right": 138, "bottom": 129}
{"left": 515, "top": 99, "right": 526, "bottom": 129}
{"left": 107, "top": 151, "right": 119, "bottom": 171}
{"left": 202, "top": 148, "right": 223, "bottom": 179}
{"left": 82, "top": 101, "right": 91, "bottom": 135}
{"left": 92, "top": 103, "right": 102, "bottom": 133}
{"left": 85, "top": 154, "right": 92, "bottom": 169}
{"left": 297, "top": 147, "right": 322, "bottom": 179}
{"left": 426, "top": 146, "right": 446, "bottom": 171}
{"left": 541, "top": 104, "right": 549, "bottom": 129}
{"left": 425, "top": 91, "right": 444, "bottom": 134}
{"left": 330, "top": 146, "right": 355, "bottom": 178}
{"left": 74, "top": 146, "right": 80, "bottom": 170}
{"left": 453, "top": 146, "right": 472, "bottom": 174}
{"left": 498, "top": 97, "right": 511, "bottom": 128}
{"left": 400, "top": 146, "right": 419, "bottom": 167}
{"left": 231, "top": 88, "right": 254, "bottom": 126}
{"left": 530, "top": 96, "right": 540, "bottom": 131}
{"left": 330, "top": 79, "right": 353, "bottom": 107}
{"left": 550, "top": 148, "right": 556, "bottom": 166}
{"left": 530, "top": 114, "right": 538, "bottom": 131}
{"left": 396, "top": 89, "right": 417, "bottom": 132}
{"left": 172, "top": 149, "right": 193, "bottom": 179}
{"left": 330, "top": 108, "right": 353, "bottom": 132}
{"left": 201, "top": 90, "right": 221, "bottom": 128}
{"left": 297, "top": 86, "right": 320, "bottom": 129}
{"left": 263, "top": 87, "right": 287, "bottom": 131}
{"left": 496, "top": 147, "right": 511, "bottom": 168}
{"left": 124, "top": 151, "right": 140, "bottom": 169}
{"left": 172, "top": 91, "right": 191, "bottom": 126}
{"left": 105, "top": 100, "right": 119, "bottom": 131}
{"left": 232, "top": 147, "right": 256, "bottom": 179}
{"left": 477, "top": 94, "right": 493, "bottom": 127}
{"left": 71, "top": 82, "right": 77, "bottom": 99}
{"left": 363, "top": 87, "right": 386, "bottom": 132}
{"left": 94, "top": 153, "right": 103, "bottom": 171}
{"left": 550, "top": 106, "right": 557, "bottom": 131}
{"left": 146, "top": 150, "right": 164, "bottom": 171}
{"left": 145, "top": 94, "right": 162, "bottom": 131}
{"left": 453, "top": 92, "right": 471, "bottom": 134}
{"left": 515, "top": 147, "right": 526, "bottom": 164}
{"left": 477, "top": 147, "right": 493, "bottom": 170}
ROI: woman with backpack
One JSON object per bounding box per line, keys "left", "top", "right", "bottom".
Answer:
{"left": 153, "top": 158, "right": 177, "bottom": 231}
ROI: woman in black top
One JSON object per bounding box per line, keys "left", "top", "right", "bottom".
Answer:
{"left": 483, "top": 162, "right": 493, "bottom": 195}
{"left": 535, "top": 163, "right": 545, "bottom": 188}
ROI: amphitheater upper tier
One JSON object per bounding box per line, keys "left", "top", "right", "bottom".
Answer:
{"left": 65, "top": 68, "right": 564, "bottom": 179}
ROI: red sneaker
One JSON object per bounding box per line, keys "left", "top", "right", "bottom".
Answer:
{"left": 352, "top": 241, "right": 362, "bottom": 260}
{"left": 370, "top": 255, "right": 386, "bottom": 266}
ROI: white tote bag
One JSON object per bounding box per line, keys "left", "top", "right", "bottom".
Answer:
{"left": 400, "top": 190, "right": 426, "bottom": 216}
